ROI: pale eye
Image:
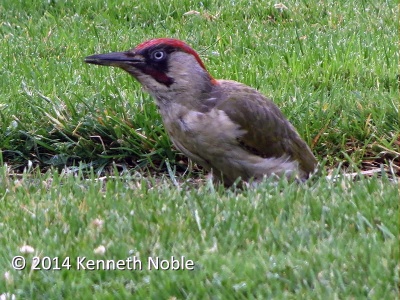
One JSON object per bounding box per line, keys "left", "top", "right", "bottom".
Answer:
{"left": 152, "top": 50, "right": 165, "bottom": 61}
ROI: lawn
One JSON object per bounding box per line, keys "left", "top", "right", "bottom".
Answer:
{"left": 0, "top": 0, "right": 398, "bottom": 298}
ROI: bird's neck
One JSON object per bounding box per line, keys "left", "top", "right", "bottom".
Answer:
{"left": 154, "top": 75, "right": 217, "bottom": 113}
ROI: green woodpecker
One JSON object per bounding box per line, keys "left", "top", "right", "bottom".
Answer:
{"left": 85, "top": 38, "right": 317, "bottom": 186}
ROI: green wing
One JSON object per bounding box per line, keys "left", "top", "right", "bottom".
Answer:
{"left": 214, "top": 80, "right": 317, "bottom": 175}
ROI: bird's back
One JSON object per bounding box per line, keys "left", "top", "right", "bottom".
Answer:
{"left": 212, "top": 79, "right": 317, "bottom": 178}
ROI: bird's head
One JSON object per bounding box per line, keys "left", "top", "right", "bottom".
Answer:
{"left": 85, "top": 38, "right": 216, "bottom": 105}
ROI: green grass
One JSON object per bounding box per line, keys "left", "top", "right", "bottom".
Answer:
{"left": 0, "top": 166, "right": 398, "bottom": 298}
{"left": 0, "top": 0, "right": 399, "bottom": 298}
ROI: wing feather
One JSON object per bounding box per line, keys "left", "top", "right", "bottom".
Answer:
{"left": 213, "top": 80, "right": 317, "bottom": 176}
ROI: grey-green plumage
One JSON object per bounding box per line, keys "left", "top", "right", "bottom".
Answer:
{"left": 215, "top": 80, "right": 317, "bottom": 177}
{"left": 85, "top": 38, "right": 317, "bottom": 186}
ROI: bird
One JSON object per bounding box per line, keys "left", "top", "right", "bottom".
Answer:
{"left": 85, "top": 38, "right": 317, "bottom": 186}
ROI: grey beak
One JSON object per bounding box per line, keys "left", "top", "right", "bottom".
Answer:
{"left": 84, "top": 51, "right": 143, "bottom": 66}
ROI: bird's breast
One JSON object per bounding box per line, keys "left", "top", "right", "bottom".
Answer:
{"left": 159, "top": 103, "right": 246, "bottom": 156}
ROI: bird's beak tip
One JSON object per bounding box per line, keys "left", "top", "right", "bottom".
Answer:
{"left": 84, "top": 55, "right": 98, "bottom": 64}
{"left": 84, "top": 53, "right": 116, "bottom": 66}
